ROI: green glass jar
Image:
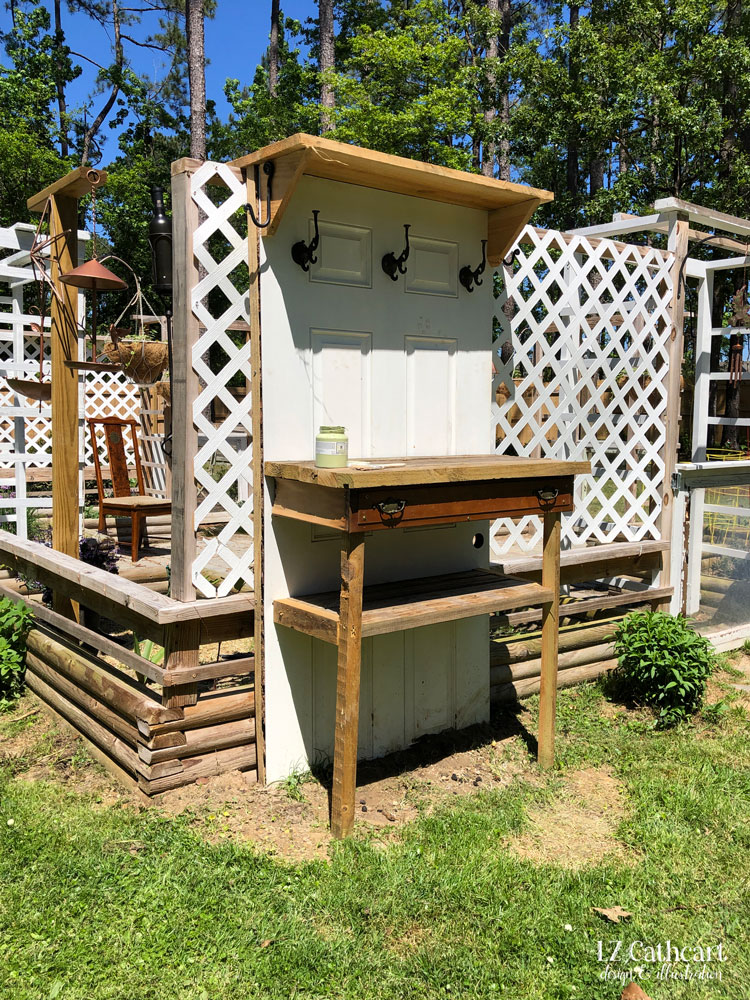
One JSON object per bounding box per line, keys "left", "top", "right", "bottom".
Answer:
{"left": 315, "top": 425, "right": 348, "bottom": 468}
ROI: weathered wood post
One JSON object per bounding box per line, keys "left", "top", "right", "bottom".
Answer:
{"left": 28, "top": 168, "right": 108, "bottom": 620}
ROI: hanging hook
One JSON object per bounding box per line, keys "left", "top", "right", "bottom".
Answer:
{"left": 291, "top": 211, "right": 321, "bottom": 271}
{"left": 502, "top": 247, "right": 521, "bottom": 268}
{"left": 382, "top": 224, "right": 411, "bottom": 281}
{"left": 246, "top": 161, "right": 276, "bottom": 229}
{"left": 459, "top": 239, "right": 487, "bottom": 293}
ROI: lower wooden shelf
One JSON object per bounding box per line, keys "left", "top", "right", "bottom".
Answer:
{"left": 273, "top": 569, "right": 554, "bottom": 644}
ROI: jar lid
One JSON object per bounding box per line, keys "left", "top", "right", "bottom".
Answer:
{"left": 319, "top": 425, "right": 346, "bottom": 434}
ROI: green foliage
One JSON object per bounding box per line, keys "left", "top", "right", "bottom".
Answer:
{"left": 611, "top": 611, "right": 716, "bottom": 726}
{"left": 0, "top": 599, "right": 33, "bottom": 710}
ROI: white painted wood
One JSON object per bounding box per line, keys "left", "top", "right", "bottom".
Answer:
{"left": 261, "top": 176, "right": 491, "bottom": 782}
{"left": 404, "top": 236, "right": 459, "bottom": 297}
{"left": 309, "top": 219, "right": 372, "bottom": 288}
{"left": 492, "top": 225, "right": 674, "bottom": 556}
{"left": 405, "top": 335, "right": 457, "bottom": 455}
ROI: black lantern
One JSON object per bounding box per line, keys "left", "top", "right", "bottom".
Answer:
{"left": 148, "top": 186, "right": 173, "bottom": 297}
{"left": 148, "top": 185, "right": 174, "bottom": 458}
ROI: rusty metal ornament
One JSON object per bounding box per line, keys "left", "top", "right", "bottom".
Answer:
{"left": 59, "top": 258, "right": 127, "bottom": 291}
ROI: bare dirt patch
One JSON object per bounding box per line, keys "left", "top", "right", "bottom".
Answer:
{"left": 508, "top": 766, "right": 632, "bottom": 869}
{"left": 2, "top": 695, "right": 542, "bottom": 862}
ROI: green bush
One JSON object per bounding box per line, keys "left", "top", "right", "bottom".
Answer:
{"left": 0, "top": 598, "right": 33, "bottom": 710}
{"left": 611, "top": 611, "right": 715, "bottom": 727}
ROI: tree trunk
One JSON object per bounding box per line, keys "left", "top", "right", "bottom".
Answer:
{"left": 53, "top": 0, "right": 69, "bottom": 159}
{"left": 319, "top": 0, "right": 335, "bottom": 133}
{"left": 482, "top": 0, "right": 512, "bottom": 181}
{"left": 590, "top": 156, "right": 604, "bottom": 195}
{"left": 186, "top": 0, "right": 207, "bottom": 159}
{"left": 81, "top": 0, "right": 122, "bottom": 165}
{"left": 565, "top": 4, "right": 579, "bottom": 214}
{"left": 269, "top": 0, "right": 280, "bottom": 97}
{"left": 482, "top": 0, "right": 499, "bottom": 178}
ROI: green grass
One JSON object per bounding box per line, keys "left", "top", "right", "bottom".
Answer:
{"left": 1, "top": 677, "right": 749, "bottom": 999}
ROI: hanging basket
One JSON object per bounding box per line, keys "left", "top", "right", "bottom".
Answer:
{"left": 102, "top": 339, "right": 169, "bottom": 386}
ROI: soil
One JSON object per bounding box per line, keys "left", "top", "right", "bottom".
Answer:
{"left": 2, "top": 656, "right": 745, "bottom": 864}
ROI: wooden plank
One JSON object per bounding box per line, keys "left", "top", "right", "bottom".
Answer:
{"left": 170, "top": 163, "right": 201, "bottom": 602}
{"left": 138, "top": 718, "right": 255, "bottom": 764}
{"left": 137, "top": 686, "right": 254, "bottom": 738}
{"left": 161, "top": 654, "right": 254, "bottom": 685}
{"left": 140, "top": 744, "right": 257, "bottom": 794}
{"left": 274, "top": 571, "right": 554, "bottom": 644}
{"left": 49, "top": 190, "right": 80, "bottom": 618}
{"left": 490, "top": 586, "right": 673, "bottom": 629}
{"left": 26, "top": 670, "right": 142, "bottom": 776}
{"left": 331, "top": 534, "right": 365, "bottom": 840}
{"left": 26, "top": 652, "right": 141, "bottom": 747}
{"left": 537, "top": 511, "right": 561, "bottom": 769}
{"left": 266, "top": 455, "right": 590, "bottom": 489}
{"left": 229, "top": 134, "right": 552, "bottom": 236}
{"left": 271, "top": 479, "right": 347, "bottom": 530}
{"left": 491, "top": 641, "right": 616, "bottom": 684}
{"left": 492, "top": 539, "right": 669, "bottom": 576}
{"left": 24, "top": 687, "right": 151, "bottom": 803}
{"left": 27, "top": 166, "right": 107, "bottom": 213}
{"left": 26, "top": 629, "right": 181, "bottom": 724}
{"left": 247, "top": 168, "right": 266, "bottom": 784}
{"left": 493, "top": 658, "right": 619, "bottom": 703}
{"left": 198, "top": 610, "right": 254, "bottom": 645}
{"left": 487, "top": 198, "right": 542, "bottom": 267}
{"left": 659, "top": 213, "right": 690, "bottom": 607}
{"left": 274, "top": 598, "right": 339, "bottom": 644}
{"left": 161, "top": 622, "right": 200, "bottom": 709}
{"left": 0, "top": 582, "right": 165, "bottom": 685}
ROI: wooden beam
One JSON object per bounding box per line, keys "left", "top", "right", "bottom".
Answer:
{"left": 48, "top": 189, "right": 80, "bottom": 618}
{"left": 659, "top": 214, "right": 690, "bottom": 607}
{"left": 247, "top": 166, "right": 266, "bottom": 783}
{"left": 162, "top": 621, "right": 200, "bottom": 709}
{"left": 537, "top": 511, "right": 561, "bottom": 769}
{"left": 170, "top": 162, "right": 201, "bottom": 602}
{"left": 487, "top": 198, "right": 541, "bottom": 267}
{"left": 330, "top": 534, "right": 365, "bottom": 839}
{"left": 27, "top": 166, "right": 107, "bottom": 214}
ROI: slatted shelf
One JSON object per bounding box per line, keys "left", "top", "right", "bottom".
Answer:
{"left": 273, "top": 569, "right": 554, "bottom": 644}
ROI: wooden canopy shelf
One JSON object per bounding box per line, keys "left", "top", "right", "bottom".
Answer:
{"left": 274, "top": 569, "right": 554, "bottom": 645}
{"left": 223, "top": 133, "right": 553, "bottom": 264}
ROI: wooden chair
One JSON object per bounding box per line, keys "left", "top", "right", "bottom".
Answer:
{"left": 88, "top": 416, "right": 171, "bottom": 563}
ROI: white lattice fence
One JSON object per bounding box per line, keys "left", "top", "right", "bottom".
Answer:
{"left": 492, "top": 226, "right": 674, "bottom": 555}
{"left": 188, "top": 162, "right": 253, "bottom": 598}
{"left": 0, "top": 223, "right": 146, "bottom": 537}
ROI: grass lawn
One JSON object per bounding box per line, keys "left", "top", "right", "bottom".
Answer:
{"left": 1, "top": 664, "right": 749, "bottom": 1000}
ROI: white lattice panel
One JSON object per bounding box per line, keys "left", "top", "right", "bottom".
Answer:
{"left": 188, "top": 162, "right": 253, "bottom": 598}
{"left": 492, "top": 227, "right": 674, "bottom": 555}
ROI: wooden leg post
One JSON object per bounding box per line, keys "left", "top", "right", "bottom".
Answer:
{"left": 538, "top": 511, "right": 561, "bottom": 769}
{"left": 331, "top": 533, "right": 365, "bottom": 839}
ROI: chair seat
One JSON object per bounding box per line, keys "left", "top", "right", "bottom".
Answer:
{"left": 101, "top": 496, "right": 172, "bottom": 511}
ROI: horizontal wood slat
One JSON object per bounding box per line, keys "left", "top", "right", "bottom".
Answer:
{"left": 274, "top": 570, "right": 554, "bottom": 644}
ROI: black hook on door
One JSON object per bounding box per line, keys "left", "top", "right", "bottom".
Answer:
{"left": 291, "top": 210, "right": 321, "bottom": 271}
{"left": 459, "top": 239, "right": 487, "bottom": 293}
{"left": 246, "top": 161, "right": 275, "bottom": 229}
{"left": 382, "top": 224, "right": 411, "bottom": 281}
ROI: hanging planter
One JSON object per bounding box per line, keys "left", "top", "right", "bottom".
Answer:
{"left": 6, "top": 377, "right": 51, "bottom": 402}
{"left": 102, "top": 334, "right": 169, "bottom": 386}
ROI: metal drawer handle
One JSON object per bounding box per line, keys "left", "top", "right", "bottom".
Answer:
{"left": 537, "top": 488, "right": 559, "bottom": 503}
{"left": 375, "top": 498, "right": 406, "bottom": 517}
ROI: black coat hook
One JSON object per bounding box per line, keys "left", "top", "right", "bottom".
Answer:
{"left": 291, "top": 211, "right": 321, "bottom": 271}
{"left": 459, "top": 239, "right": 487, "bottom": 293}
{"left": 246, "top": 161, "right": 275, "bottom": 229}
{"left": 382, "top": 224, "right": 411, "bottom": 281}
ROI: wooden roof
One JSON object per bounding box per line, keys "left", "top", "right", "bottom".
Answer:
{"left": 229, "top": 134, "right": 553, "bottom": 265}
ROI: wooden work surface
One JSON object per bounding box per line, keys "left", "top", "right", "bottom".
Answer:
{"left": 266, "top": 455, "right": 590, "bottom": 489}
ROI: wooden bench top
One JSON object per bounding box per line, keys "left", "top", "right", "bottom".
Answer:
{"left": 265, "top": 455, "right": 590, "bottom": 490}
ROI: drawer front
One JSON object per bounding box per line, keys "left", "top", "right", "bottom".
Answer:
{"left": 350, "top": 477, "right": 574, "bottom": 530}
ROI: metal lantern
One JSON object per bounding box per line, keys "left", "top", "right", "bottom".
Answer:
{"left": 148, "top": 186, "right": 173, "bottom": 296}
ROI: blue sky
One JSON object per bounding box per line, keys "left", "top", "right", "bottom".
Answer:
{"left": 1, "top": 0, "right": 317, "bottom": 160}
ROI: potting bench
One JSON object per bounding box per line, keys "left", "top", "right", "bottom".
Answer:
{"left": 267, "top": 454, "right": 589, "bottom": 837}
